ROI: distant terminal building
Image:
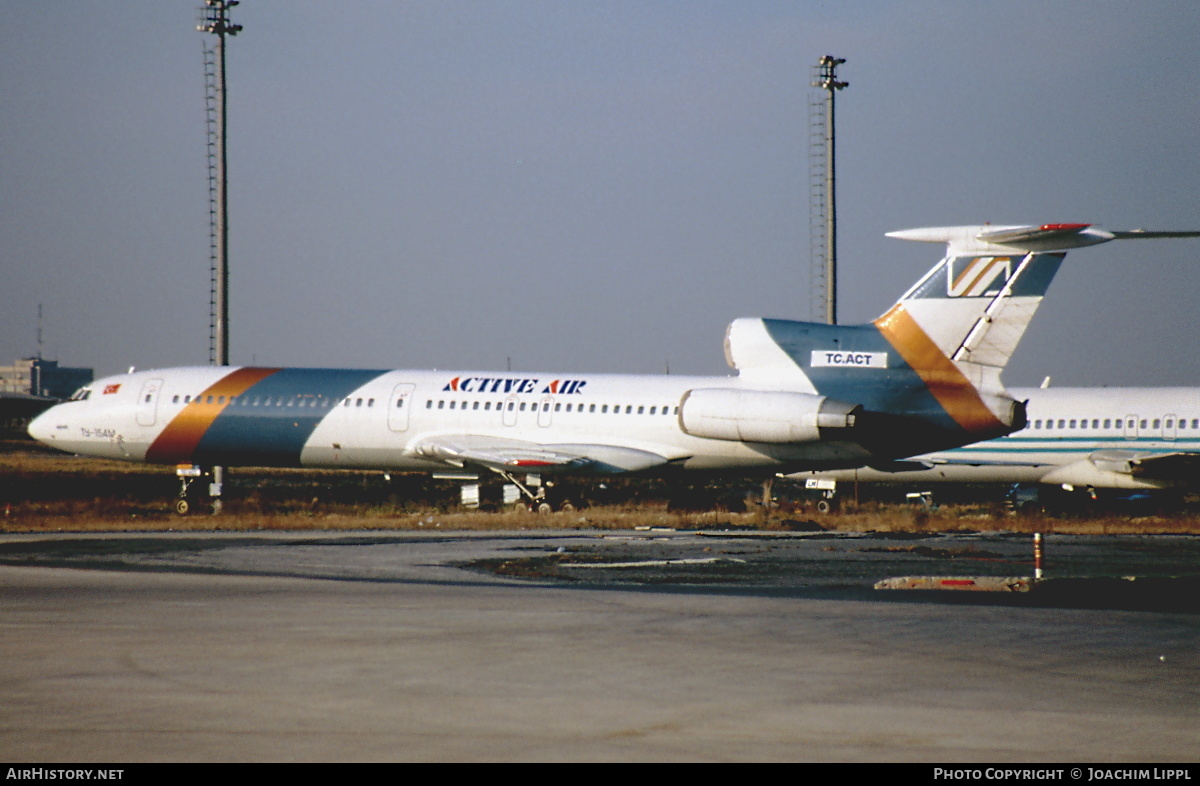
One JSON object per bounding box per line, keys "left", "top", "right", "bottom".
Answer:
{"left": 0, "top": 359, "right": 93, "bottom": 439}
{"left": 0, "top": 358, "right": 93, "bottom": 400}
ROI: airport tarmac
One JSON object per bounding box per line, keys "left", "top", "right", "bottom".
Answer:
{"left": 1, "top": 529, "right": 1197, "bottom": 762}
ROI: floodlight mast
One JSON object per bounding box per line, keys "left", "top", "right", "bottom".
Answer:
{"left": 198, "top": 0, "right": 241, "bottom": 367}
{"left": 812, "top": 56, "right": 847, "bottom": 325}
{"left": 198, "top": 1, "right": 241, "bottom": 514}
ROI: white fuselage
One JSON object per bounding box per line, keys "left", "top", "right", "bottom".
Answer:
{"left": 29, "top": 366, "right": 874, "bottom": 474}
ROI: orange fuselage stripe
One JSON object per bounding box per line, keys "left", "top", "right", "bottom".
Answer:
{"left": 873, "top": 305, "right": 1004, "bottom": 433}
{"left": 145, "top": 367, "right": 282, "bottom": 463}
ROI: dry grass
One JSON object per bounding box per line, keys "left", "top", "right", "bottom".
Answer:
{"left": 4, "top": 444, "right": 1199, "bottom": 535}
{"left": 4, "top": 500, "right": 1199, "bottom": 536}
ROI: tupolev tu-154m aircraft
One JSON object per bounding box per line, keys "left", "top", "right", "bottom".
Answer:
{"left": 28, "top": 223, "right": 1200, "bottom": 513}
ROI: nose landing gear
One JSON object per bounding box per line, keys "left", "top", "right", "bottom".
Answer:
{"left": 174, "top": 464, "right": 222, "bottom": 515}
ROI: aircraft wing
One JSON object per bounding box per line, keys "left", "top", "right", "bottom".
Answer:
{"left": 1088, "top": 449, "right": 1200, "bottom": 481}
{"left": 864, "top": 455, "right": 1055, "bottom": 473}
{"left": 410, "top": 434, "right": 676, "bottom": 474}
{"left": 923, "top": 456, "right": 1056, "bottom": 468}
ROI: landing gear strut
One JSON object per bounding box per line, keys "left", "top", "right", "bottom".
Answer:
{"left": 806, "top": 478, "right": 839, "bottom": 514}
{"left": 174, "top": 464, "right": 222, "bottom": 515}
{"left": 490, "top": 469, "right": 553, "bottom": 512}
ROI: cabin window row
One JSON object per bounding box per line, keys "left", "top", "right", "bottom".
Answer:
{"left": 1029, "top": 417, "right": 1198, "bottom": 430}
{"left": 171, "top": 394, "right": 376, "bottom": 408}
{"left": 424, "top": 399, "right": 679, "bottom": 416}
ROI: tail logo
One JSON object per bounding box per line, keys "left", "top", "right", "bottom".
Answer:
{"left": 947, "top": 257, "right": 1012, "bottom": 298}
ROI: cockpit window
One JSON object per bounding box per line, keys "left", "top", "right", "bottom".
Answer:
{"left": 69, "top": 388, "right": 92, "bottom": 401}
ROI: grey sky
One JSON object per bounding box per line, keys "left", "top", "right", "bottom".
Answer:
{"left": 3, "top": 1, "right": 1198, "bottom": 387}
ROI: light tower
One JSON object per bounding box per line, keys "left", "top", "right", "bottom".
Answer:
{"left": 809, "top": 55, "right": 847, "bottom": 325}
{"left": 198, "top": 0, "right": 241, "bottom": 366}
{"left": 198, "top": 1, "right": 241, "bottom": 514}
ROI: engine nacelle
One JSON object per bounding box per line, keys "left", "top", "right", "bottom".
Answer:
{"left": 678, "top": 388, "right": 859, "bottom": 444}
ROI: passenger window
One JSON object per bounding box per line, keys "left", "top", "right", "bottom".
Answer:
{"left": 1140, "top": 419, "right": 1147, "bottom": 429}
{"left": 601, "top": 405, "right": 608, "bottom": 413}
{"left": 438, "top": 401, "right": 445, "bottom": 409}
{"left": 589, "top": 404, "right": 596, "bottom": 413}
{"left": 1104, "top": 419, "right": 1111, "bottom": 428}
{"left": 1153, "top": 419, "right": 1160, "bottom": 429}
{"left": 1034, "top": 419, "right": 1042, "bottom": 429}
{"left": 206, "top": 396, "right": 214, "bottom": 404}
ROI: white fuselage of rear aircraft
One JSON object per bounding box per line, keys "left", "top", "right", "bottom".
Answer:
{"left": 799, "top": 387, "right": 1200, "bottom": 490}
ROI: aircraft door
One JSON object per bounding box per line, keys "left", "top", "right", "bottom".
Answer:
{"left": 136, "top": 379, "right": 164, "bottom": 427}
{"left": 1124, "top": 415, "right": 1138, "bottom": 440}
{"left": 503, "top": 395, "right": 519, "bottom": 427}
{"left": 388, "top": 383, "right": 416, "bottom": 432}
{"left": 1164, "top": 414, "right": 1178, "bottom": 441}
{"left": 538, "top": 395, "right": 554, "bottom": 427}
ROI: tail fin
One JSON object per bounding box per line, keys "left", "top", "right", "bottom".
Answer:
{"left": 724, "top": 223, "right": 1180, "bottom": 453}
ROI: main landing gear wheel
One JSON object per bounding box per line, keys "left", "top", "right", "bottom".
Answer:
{"left": 174, "top": 498, "right": 190, "bottom": 516}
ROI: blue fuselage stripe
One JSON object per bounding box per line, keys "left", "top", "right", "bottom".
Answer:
{"left": 192, "top": 368, "right": 389, "bottom": 465}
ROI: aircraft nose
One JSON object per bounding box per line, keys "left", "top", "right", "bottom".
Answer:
{"left": 27, "top": 405, "right": 64, "bottom": 446}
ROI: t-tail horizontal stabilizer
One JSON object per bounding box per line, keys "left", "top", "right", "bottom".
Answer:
{"left": 886, "top": 223, "right": 1200, "bottom": 255}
